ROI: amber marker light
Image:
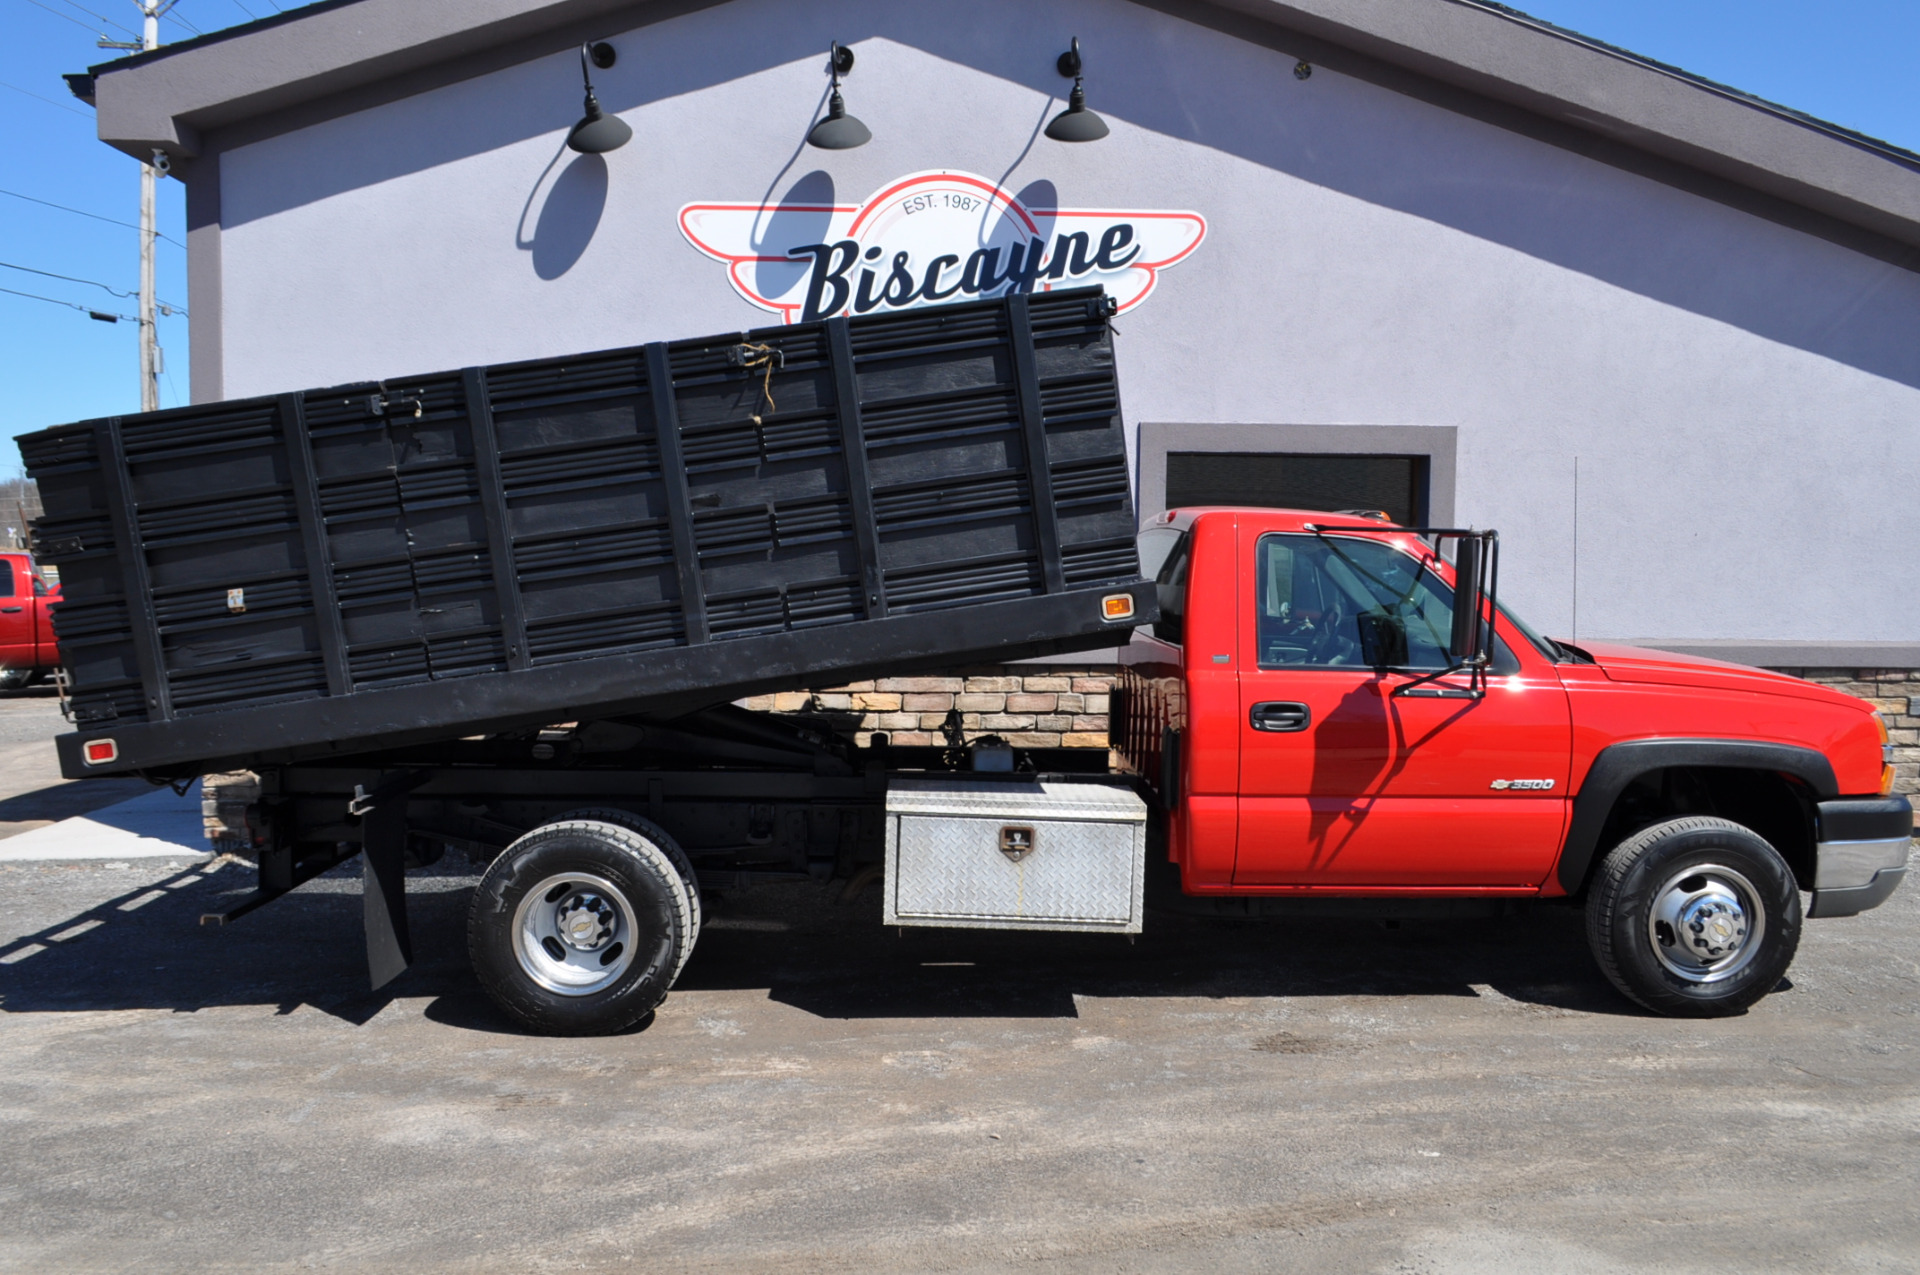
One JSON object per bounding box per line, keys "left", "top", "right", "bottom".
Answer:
{"left": 83, "top": 739, "right": 118, "bottom": 766}
{"left": 1878, "top": 717, "right": 1896, "bottom": 794}
{"left": 1101, "top": 594, "right": 1135, "bottom": 621}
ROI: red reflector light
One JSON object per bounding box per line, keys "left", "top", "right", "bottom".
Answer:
{"left": 83, "top": 739, "right": 119, "bottom": 766}
{"left": 1101, "top": 594, "right": 1135, "bottom": 621}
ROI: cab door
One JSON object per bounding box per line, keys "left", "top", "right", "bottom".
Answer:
{"left": 0, "top": 557, "right": 30, "bottom": 669}
{"left": 26, "top": 559, "right": 56, "bottom": 668}
{"left": 1234, "top": 527, "right": 1571, "bottom": 888}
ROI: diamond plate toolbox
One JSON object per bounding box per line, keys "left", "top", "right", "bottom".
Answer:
{"left": 884, "top": 778, "right": 1149, "bottom": 933}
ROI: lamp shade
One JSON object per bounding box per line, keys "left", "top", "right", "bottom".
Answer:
{"left": 807, "top": 88, "right": 870, "bottom": 150}
{"left": 1045, "top": 82, "right": 1108, "bottom": 142}
{"left": 568, "top": 94, "right": 632, "bottom": 153}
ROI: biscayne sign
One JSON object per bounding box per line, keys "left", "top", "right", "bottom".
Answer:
{"left": 680, "top": 170, "right": 1206, "bottom": 324}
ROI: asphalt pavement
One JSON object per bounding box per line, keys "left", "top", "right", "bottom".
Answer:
{"left": 0, "top": 694, "right": 1914, "bottom": 1273}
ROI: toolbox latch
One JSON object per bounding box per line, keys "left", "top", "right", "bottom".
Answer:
{"left": 999, "top": 825, "right": 1035, "bottom": 862}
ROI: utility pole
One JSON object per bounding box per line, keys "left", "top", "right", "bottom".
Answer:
{"left": 102, "top": 3, "right": 170, "bottom": 411}
{"left": 137, "top": 0, "right": 161, "bottom": 412}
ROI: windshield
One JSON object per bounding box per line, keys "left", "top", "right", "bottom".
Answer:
{"left": 1494, "top": 602, "right": 1581, "bottom": 662}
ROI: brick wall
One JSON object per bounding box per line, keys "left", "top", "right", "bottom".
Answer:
{"left": 739, "top": 666, "right": 1116, "bottom": 749}
{"left": 201, "top": 770, "right": 260, "bottom": 854}
{"left": 743, "top": 665, "right": 1919, "bottom": 792}
{"left": 1781, "top": 669, "right": 1918, "bottom": 798}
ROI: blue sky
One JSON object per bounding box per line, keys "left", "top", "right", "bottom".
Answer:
{"left": 2, "top": 0, "right": 1916, "bottom": 477}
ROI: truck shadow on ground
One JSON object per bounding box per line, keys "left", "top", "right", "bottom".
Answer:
{"left": 0, "top": 777, "right": 152, "bottom": 825}
{"left": 0, "top": 859, "right": 1650, "bottom": 1031}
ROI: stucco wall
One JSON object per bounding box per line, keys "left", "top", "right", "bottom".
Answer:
{"left": 199, "top": 0, "right": 1920, "bottom": 647}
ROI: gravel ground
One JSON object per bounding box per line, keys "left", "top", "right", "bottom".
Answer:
{"left": 0, "top": 845, "right": 1915, "bottom": 1273}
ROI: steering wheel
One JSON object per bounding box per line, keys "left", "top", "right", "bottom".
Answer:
{"left": 1307, "top": 592, "right": 1359, "bottom": 665}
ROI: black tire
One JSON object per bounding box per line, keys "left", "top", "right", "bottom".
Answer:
{"left": 1585, "top": 816, "right": 1801, "bottom": 1017}
{"left": 0, "top": 669, "right": 33, "bottom": 692}
{"left": 468, "top": 819, "right": 691, "bottom": 1036}
{"left": 554, "top": 807, "right": 701, "bottom": 981}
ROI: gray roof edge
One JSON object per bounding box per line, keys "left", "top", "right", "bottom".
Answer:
{"left": 1461, "top": 0, "right": 1919, "bottom": 166}
{"left": 1225, "top": 0, "right": 1920, "bottom": 247}
{"left": 84, "top": 0, "right": 1920, "bottom": 249}
{"left": 88, "top": 0, "right": 647, "bottom": 159}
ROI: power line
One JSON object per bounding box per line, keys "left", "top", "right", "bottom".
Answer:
{"left": 228, "top": 0, "right": 254, "bottom": 17}
{"left": 0, "top": 285, "right": 136, "bottom": 323}
{"left": 0, "top": 259, "right": 132, "bottom": 297}
{"left": 19, "top": 0, "right": 116, "bottom": 35}
{"left": 0, "top": 79, "right": 94, "bottom": 119}
{"left": 0, "top": 260, "right": 188, "bottom": 314}
{"left": 0, "top": 187, "right": 186, "bottom": 249}
{"left": 161, "top": 0, "right": 203, "bottom": 36}
{"left": 53, "top": 0, "right": 139, "bottom": 36}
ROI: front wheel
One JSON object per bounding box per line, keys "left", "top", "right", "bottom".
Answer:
{"left": 1585, "top": 816, "right": 1802, "bottom": 1017}
{"left": 0, "top": 669, "right": 34, "bottom": 692}
{"left": 468, "top": 819, "right": 692, "bottom": 1036}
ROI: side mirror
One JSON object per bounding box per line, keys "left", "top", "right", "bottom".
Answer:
{"left": 1356, "top": 612, "right": 1408, "bottom": 668}
{"left": 1449, "top": 536, "right": 1484, "bottom": 662}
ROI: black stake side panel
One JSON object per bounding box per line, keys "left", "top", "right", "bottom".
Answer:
{"left": 21, "top": 288, "right": 1146, "bottom": 778}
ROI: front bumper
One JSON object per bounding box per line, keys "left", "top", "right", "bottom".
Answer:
{"left": 1808, "top": 796, "right": 1913, "bottom": 918}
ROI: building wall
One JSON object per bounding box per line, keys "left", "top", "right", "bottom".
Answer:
{"left": 197, "top": 0, "right": 1920, "bottom": 649}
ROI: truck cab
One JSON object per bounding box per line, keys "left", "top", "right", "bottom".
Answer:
{"left": 1117, "top": 507, "right": 1909, "bottom": 1016}
{"left": 0, "top": 551, "right": 59, "bottom": 691}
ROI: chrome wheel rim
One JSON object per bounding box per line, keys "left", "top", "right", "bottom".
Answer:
{"left": 512, "top": 872, "right": 638, "bottom": 996}
{"left": 1646, "top": 863, "right": 1764, "bottom": 985}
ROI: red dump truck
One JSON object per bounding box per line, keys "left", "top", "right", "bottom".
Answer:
{"left": 21, "top": 290, "right": 1907, "bottom": 1034}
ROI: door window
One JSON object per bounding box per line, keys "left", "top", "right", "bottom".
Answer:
{"left": 1255, "top": 534, "right": 1514, "bottom": 673}
{"left": 0, "top": 560, "right": 15, "bottom": 598}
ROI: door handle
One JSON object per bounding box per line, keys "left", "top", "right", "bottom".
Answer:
{"left": 1250, "top": 701, "right": 1311, "bottom": 732}
{"left": 0, "top": 606, "right": 20, "bottom": 614}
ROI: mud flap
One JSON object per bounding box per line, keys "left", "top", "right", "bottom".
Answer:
{"left": 362, "top": 796, "right": 413, "bottom": 989}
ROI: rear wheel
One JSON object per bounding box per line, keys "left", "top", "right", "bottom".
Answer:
{"left": 555, "top": 807, "right": 701, "bottom": 982}
{"left": 1585, "top": 816, "right": 1801, "bottom": 1017}
{"left": 468, "top": 819, "right": 691, "bottom": 1036}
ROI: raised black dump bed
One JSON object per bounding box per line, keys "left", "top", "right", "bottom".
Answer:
{"left": 22, "top": 288, "right": 1149, "bottom": 779}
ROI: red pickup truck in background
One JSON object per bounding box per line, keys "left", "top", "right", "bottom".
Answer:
{"left": 1115, "top": 507, "right": 1910, "bottom": 1018}
{"left": 0, "top": 551, "right": 60, "bottom": 691}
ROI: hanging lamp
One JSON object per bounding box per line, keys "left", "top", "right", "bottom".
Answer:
{"left": 806, "top": 42, "right": 871, "bottom": 150}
